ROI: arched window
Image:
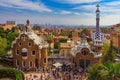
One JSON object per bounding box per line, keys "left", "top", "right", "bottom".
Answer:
{"left": 21, "top": 48, "right": 27, "bottom": 57}
{"left": 81, "top": 48, "right": 89, "bottom": 56}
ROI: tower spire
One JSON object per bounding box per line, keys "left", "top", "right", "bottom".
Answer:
{"left": 96, "top": 4, "right": 100, "bottom": 31}
{"left": 92, "top": 4, "right": 103, "bottom": 53}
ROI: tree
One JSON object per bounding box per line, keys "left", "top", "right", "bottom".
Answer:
{"left": 59, "top": 38, "right": 67, "bottom": 43}
{"left": 0, "top": 68, "right": 24, "bottom": 80}
{"left": 101, "top": 28, "right": 109, "bottom": 33}
{"left": 88, "top": 63, "right": 120, "bottom": 80}
{"left": 0, "top": 38, "right": 7, "bottom": 56}
{"left": 88, "top": 64, "right": 109, "bottom": 80}
{"left": 54, "top": 42, "right": 60, "bottom": 49}
{"left": 0, "top": 27, "right": 20, "bottom": 56}
{"left": 102, "top": 43, "right": 110, "bottom": 55}
{"left": 104, "top": 62, "right": 120, "bottom": 79}
{"left": 11, "top": 26, "right": 20, "bottom": 32}
{"left": 5, "top": 28, "right": 11, "bottom": 34}
{"left": 68, "top": 31, "right": 72, "bottom": 38}
{"left": 103, "top": 41, "right": 116, "bottom": 63}
{"left": 0, "top": 27, "right": 6, "bottom": 38}
{"left": 79, "top": 28, "right": 89, "bottom": 37}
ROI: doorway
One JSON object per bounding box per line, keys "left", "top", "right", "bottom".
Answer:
{"left": 79, "top": 59, "right": 91, "bottom": 69}
{"left": 35, "top": 59, "right": 38, "bottom": 68}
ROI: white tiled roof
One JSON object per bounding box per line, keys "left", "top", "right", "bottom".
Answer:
{"left": 72, "top": 39, "right": 102, "bottom": 58}
{"left": 12, "top": 31, "right": 48, "bottom": 49}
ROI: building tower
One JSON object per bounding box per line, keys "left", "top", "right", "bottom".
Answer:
{"left": 24, "top": 19, "right": 31, "bottom": 32}
{"left": 93, "top": 4, "right": 103, "bottom": 52}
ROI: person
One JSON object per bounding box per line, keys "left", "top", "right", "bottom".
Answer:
{"left": 40, "top": 74, "right": 43, "bottom": 80}
{"left": 62, "top": 74, "right": 65, "bottom": 80}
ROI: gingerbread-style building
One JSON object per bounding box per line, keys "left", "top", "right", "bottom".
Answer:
{"left": 73, "top": 4, "right": 103, "bottom": 69}
{"left": 73, "top": 35, "right": 102, "bottom": 68}
{"left": 12, "top": 20, "right": 48, "bottom": 69}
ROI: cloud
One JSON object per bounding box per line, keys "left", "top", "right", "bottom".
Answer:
{"left": 0, "top": 0, "right": 52, "bottom": 12}
{"left": 73, "top": 4, "right": 96, "bottom": 12}
{"left": 52, "top": 0, "right": 101, "bottom": 4}
{"left": 60, "top": 10, "right": 72, "bottom": 14}
{"left": 74, "top": 12, "right": 81, "bottom": 15}
{"left": 73, "top": 3, "right": 120, "bottom": 14}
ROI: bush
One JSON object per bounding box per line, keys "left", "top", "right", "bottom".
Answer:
{"left": 88, "top": 63, "right": 120, "bottom": 80}
{"left": 0, "top": 68, "right": 24, "bottom": 80}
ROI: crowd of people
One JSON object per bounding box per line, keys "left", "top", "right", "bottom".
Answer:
{"left": 24, "top": 64, "right": 87, "bottom": 80}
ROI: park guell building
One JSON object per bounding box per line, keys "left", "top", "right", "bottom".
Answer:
{"left": 12, "top": 20, "right": 48, "bottom": 69}
{"left": 72, "top": 4, "right": 103, "bottom": 68}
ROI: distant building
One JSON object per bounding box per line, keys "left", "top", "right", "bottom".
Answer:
{"left": 0, "top": 21, "right": 16, "bottom": 30}
{"left": 17, "top": 24, "right": 24, "bottom": 31}
{"left": 6, "top": 21, "right": 15, "bottom": 25}
{"left": 59, "top": 40, "right": 75, "bottom": 57}
{"left": 72, "top": 31, "right": 80, "bottom": 43}
{"left": 111, "top": 24, "right": 120, "bottom": 48}
{"left": 12, "top": 20, "right": 48, "bottom": 69}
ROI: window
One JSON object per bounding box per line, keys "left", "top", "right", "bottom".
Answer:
{"left": 29, "top": 61, "right": 32, "bottom": 67}
{"left": 16, "top": 50, "right": 19, "bottom": 55}
{"left": 32, "top": 51, "right": 36, "bottom": 55}
{"left": 81, "top": 48, "right": 89, "bottom": 56}
{"left": 44, "top": 58, "right": 46, "bottom": 63}
{"left": 19, "top": 42, "right": 21, "bottom": 46}
{"left": 28, "top": 42, "right": 32, "bottom": 46}
{"left": 22, "top": 61, "right": 25, "bottom": 66}
{"left": 21, "top": 48, "right": 27, "bottom": 57}
{"left": 16, "top": 60, "right": 19, "bottom": 66}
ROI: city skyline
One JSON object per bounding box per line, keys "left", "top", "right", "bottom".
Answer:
{"left": 0, "top": 0, "right": 120, "bottom": 26}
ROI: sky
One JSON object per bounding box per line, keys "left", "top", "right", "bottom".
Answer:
{"left": 0, "top": 0, "right": 120, "bottom": 26}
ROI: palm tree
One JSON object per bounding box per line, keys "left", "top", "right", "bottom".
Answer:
{"left": 102, "top": 40, "right": 116, "bottom": 63}
{"left": 88, "top": 63, "right": 120, "bottom": 80}
{"left": 88, "top": 64, "right": 109, "bottom": 80}
{"left": 104, "top": 62, "right": 120, "bottom": 80}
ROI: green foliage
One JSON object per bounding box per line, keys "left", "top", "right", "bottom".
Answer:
{"left": 52, "top": 32, "right": 59, "bottom": 36}
{"left": 59, "top": 38, "right": 67, "bottom": 43}
{"left": 11, "top": 26, "right": 19, "bottom": 32}
{"left": 104, "top": 62, "right": 120, "bottom": 79}
{"left": 54, "top": 42, "right": 60, "bottom": 49}
{"left": 0, "top": 38, "right": 7, "bottom": 55}
{"left": 102, "top": 41, "right": 116, "bottom": 63}
{"left": 79, "top": 28, "right": 89, "bottom": 37}
{"left": 88, "top": 64, "right": 109, "bottom": 80}
{"left": 0, "top": 27, "right": 6, "bottom": 38}
{"left": 48, "top": 50, "right": 52, "bottom": 56}
{"left": 47, "top": 34, "right": 53, "bottom": 43}
{"left": 68, "top": 31, "right": 72, "bottom": 38}
{"left": 0, "top": 68, "right": 24, "bottom": 80}
{"left": 88, "top": 63, "right": 120, "bottom": 80}
{"left": 102, "top": 43, "right": 110, "bottom": 55}
{"left": 101, "top": 28, "right": 109, "bottom": 33}
{"left": 88, "top": 41, "right": 93, "bottom": 45}
{"left": 0, "top": 26, "right": 20, "bottom": 55}
{"left": 59, "top": 31, "right": 69, "bottom": 36}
